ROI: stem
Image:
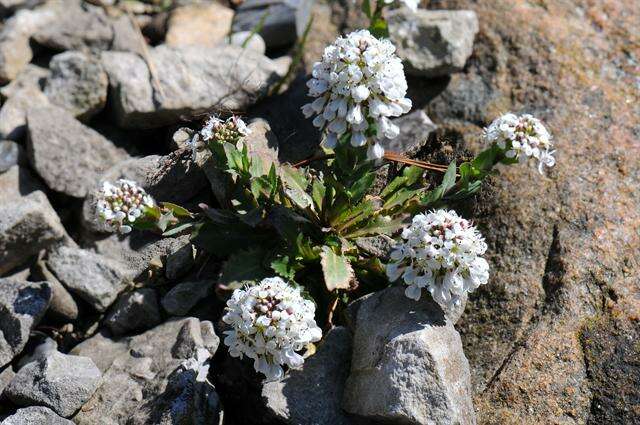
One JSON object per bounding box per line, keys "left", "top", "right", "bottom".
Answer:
{"left": 291, "top": 153, "right": 335, "bottom": 168}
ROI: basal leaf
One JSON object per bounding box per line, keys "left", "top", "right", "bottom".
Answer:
{"left": 320, "top": 246, "right": 354, "bottom": 292}
{"left": 219, "top": 248, "right": 270, "bottom": 290}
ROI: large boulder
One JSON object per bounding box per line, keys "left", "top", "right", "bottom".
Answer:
{"left": 342, "top": 286, "right": 475, "bottom": 425}
{"left": 101, "top": 45, "right": 284, "bottom": 129}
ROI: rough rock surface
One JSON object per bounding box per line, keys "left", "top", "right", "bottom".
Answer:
{"left": 26, "top": 106, "right": 128, "bottom": 198}
{"left": 31, "top": 258, "right": 79, "bottom": 322}
{"left": 161, "top": 280, "right": 214, "bottom": 316}
{"left": 165, "top": 2, "right": 234, "bottom": 48}
{"left": 0, "top": 406, "right": 73, "bottom": 425}
{"left": 383, "top": 110, "right": 438, "bottom": 156}
{"left": 44, "top": 51, "right": 109, "bottom": 121}
{"left": 228, "top": 31, "right": 267, "bottom": 55}
{"left": 342, "top": 286, "right": 475, "bottom": 425}
{"left": 0, "top": 64, "right": 49, "bottom": 100}
{"left": 5, "top": 351, "right": 101, "bottom": 417}
{"left": 0, "top": 280, "right": 51, "bottom": 369}
{"left": 0, "top": 191, "right": 67, "bottom": 274}
{"left": 104, "top": 288, "right": 162, "bottom": 336}
{"left": 0, "top": 87, "right": 49, "bottom": 141}
{"left": 101, "top": 45, "right": 284, "bottom": 129}
{"left": 46, "top": 245, "right": 136, "bottom": 312}
{"left": 0, "top": 141, "right": 23, "bottom": 172}
{"left": 0, "top": 165, "right": 42, "bottom": 202}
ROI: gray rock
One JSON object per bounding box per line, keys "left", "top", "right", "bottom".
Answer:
{"left": 388, "top": 9, "right": 479, "bottom": 77}
{"left": 0, "top": 86, "right": 49, "bottom": 141}
{"left": 44, "top": 51, "right": 108, "bottom": 121}
{"left": 263, "top": 327, "right": 353, "bottom": 425}
{"left": 165, "top": 2, "right": 234, "bottom": 48}
{"left": 354, "top": 235, "right": 395, "bottom": 262}
{"left": 0, "top": 6, "right": 56, "bottom": 82}
{"left": 110, "top": 14, "right": 144, "bottom": 55}
{"left": 46, "top": 245, "right": 136, "bottom": 312}
{"left": 6, "top": 351, "right": 101, "bottom": 417}
{"left": 31, "top": 258, "right": 79, "bottom": 322}
{"left": 101, "top": 44, "right": 284, "bottom": 129}
{"left": 26, "top": 105, "right": 128, "bottom": 198}
{"left": 0, "top": 364, "right": 15, "bottom": 397}
{"left": 232, "top": 0, "right": 313, "bottom": 49}
{"left": 72, "top": 317, "right": 219, "bottom": 424}
{"left": 0, "top": 64, "right": 49, "bottom": 100}
{"left": 0, "top": 406, "right": 73, "bottom": 425}
{"left": 342, "top": 286, "right": 475, "bottom": 425}
{"left": 228, "top": 31, "right": 267, "bottom": 55}
{"left": 0, "top": 279, "right": 51, "bottom": 368}
{"left": 0, "top": 141, "right": 24, "bottom": 172}
{"left": 382, "top": 110, "right": 438, "bottom": 156}
{"left": 104, "top": 288, "right": 162, "bottom": 336}
{"left": 16, "top": 335, "right": 57, "bottom": 370}
{"left": 0, "top": 191, "right": 66, "bottom": 275}
{"left": 161, "top": 280, "right": 214, "bottom": 316}
{"left": 0, "top": 0, "right": 45, "bottom": 16}
{"left": 0, "top": 165, "right": 43, "bottom": 202}
{"left": 165, "top": 243, "right": 196, "bottom": 280}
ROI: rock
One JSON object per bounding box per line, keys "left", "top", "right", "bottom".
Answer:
{"left": 6, "top": 351, "right": 101, "bottom": 417}
{"left": 0, "top": 165, "right": 43, "bottom": 202}
{"left": 110, "top": 14, "right": 144, "bottom": 55}
{"left": 44, "top": 51, "right": 108, "bottom": 121}
{"left": 0, "top": 87, "right": 50, "bottom": 141}
{"left": 0, "top": 0, "right": 45, "bottom": 16}
{"left": 82, "top": 150, "right": 207, "bottom": 233}
{"left": 232, "top": 0, "right": 313, "bottom": 49}
{"left": 381, "top": 110, "right": 438, "bottom": 156}
{"left": 263, "top": 327, "right": 352, "bottom": 425}
{"left": 72, "top": 317, "right": 220, "bottom": 424}
{"left": 0, "top": 6, "right": 55, "bottom": 82}
{"left": 0, "top": 406, "right": 73, "bottom": 425}
{"left": 342, "top": 286, "right": 475, "bottom": 425}
{"left": 354, "top": 235, "right": 394, "bottom": 262}
{"left": 104, "top": 288, "right": 162, "bottom": 336}
{"left": 165, "top": 2, "right": 234, "bottom": 48}
{"left": 69, "top": 330, "right": 128, "bottom": 374}
{"left": 0, "top": 64, "right": 49, "bottom": 100}
{"left": 228, "top": 31, "right": 267, "bottom": 55}
{"left": 0, "top": 141, "right": 24, "bottom": 172}
{"left": 0, "top": 191, "right": 67, "bottom": 275}
{"left": 101, "top": 44, "right": 284, "bottom": 129}
{"left": 161, "top": 280, "right": 214, "bottom": 316}
{"left": 171, "top": 318, "right": 220, "bottom": 360}
{"left": 387, "top": 9, "right": 479, "bottom": 77}
{"left": 15, "top": 334, "right": 57, "bottom": 370}
{"left": 0, "top": 280, "right": 51, "bottom": 368}
{"left": 26, "top": 105, "right": 128, "bottom": 198}
{"left": 165, "top": 242, "right": 196, "bottom": 280}
{"left": 31, "top": 258, "right": 79, "bottom": 322}
{"left": 46, "top": 245, "right": 136, "bottom": 312}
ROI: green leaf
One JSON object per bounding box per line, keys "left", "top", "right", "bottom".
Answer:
{"left": 472, "top": 145, "right": 500, "bottom": 172}
{"left": 320, "top": 246, "right": 354, "bottom": 292}
{"left": 332, "top": 198, "right": 378, "bottom": 231}
{"left": 345, "top": 214, "right": 408, "bottom": 238}
{"left": 219, "top": 248, "right": 270, "bottom": 290}
{"left": 270, "top": 255, "right": 298, "bottom": 280}
{"left": 311, "top": 178, "right": 326, "bottom": 212}
{"left": 223, "top": 142, "right": 245, "bottom": 172}
{"left": 348, "top": 172, "right": 375, "bottom": 204}
{"left": 279, "top": 165, "right": 313, "bottom": 209}
{"left": 250, "top": 176, "right": 273, "bottom": 201}
{"left": 441, "top": 160, "right": 457, "bottom": 193}
{"left": 361, "top": 0, "right": 372, "bottom": 18}
{"left": 161, "top": 202, "right": 193, "bottom": 218}
{"left": 162, "top": 222, "right": 194, "bottom": 236}
{"left": 369, "top": 17, "right": 389, "bottom": 38}
{"left": 191, "top": 220, "right": 271, "bottom": 257}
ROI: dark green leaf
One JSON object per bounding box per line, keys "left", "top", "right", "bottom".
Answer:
{"left": 320, "top": 246, "right": 354, "bottom": 292}
{"left": 219, "top": 248, "right": 270, "bottom": 290}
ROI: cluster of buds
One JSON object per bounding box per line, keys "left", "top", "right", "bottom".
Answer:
{"left": 96, "top": 179, "right": 155, "bottom": 234}
{"left": 222, "top": 277, "right": 322, "bottom": 381}
{"left": 188, "top": 114, "right": 252, "bottom": 160}
{"left": 483, "top": 113, "right": 556, "bottom": 173}
{"left": 302, "top": 29, "right": 412, "bottom": 160}
{"left": 386, "top": 210, "right": 489, "bottom": 309}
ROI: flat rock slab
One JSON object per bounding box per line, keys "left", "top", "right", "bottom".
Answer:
{"left": 101, "top": 44, "right": 284, "bottom": 129}
{"left": 0, "top": 279, "right": 51, "bottom": 369}
{"left": 0, "top": 406, "right": 74, "bottom": 425}
{"left": 26, "top": 105, "right": 128, "bottom": 198}
{"left": 6, "top": 351, "right": 101, "bottom": 417}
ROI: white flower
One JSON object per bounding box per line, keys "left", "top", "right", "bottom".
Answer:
{"left": 385, "top": 0, "right": 419, "bottom": 12}
{"left": 189, "top": 114, "right": 251, "bottom": 160}
{"left": 222, "top": 277, "right": 322, "bottom": 381}
{"left": 302, "top": 30, "right": 412, "bottom": 160}
{"left": 386, "top": 210, "right": 489, "bottom": 309}
{"left": 483, "top": 113, "right": 555, "bottom": 174}
{"left": 96, "top": 179, "right": 155, "bottom": 234}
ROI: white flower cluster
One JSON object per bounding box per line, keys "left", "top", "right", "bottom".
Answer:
{"left": 302, "top": 30, "right": 412, "bottom": 160}
{"left": 222, "top": 277, "right": 322, "bottom": 381}
{"left": 386, "top": 0, "right": 419, "bottom": 11}
{"left": 96, "top": 179, "right": 155, "bottom": 234}
{"left": 483, "top": 113, "right": 555, "bottom": 173}
{"left": 386, "top": 210, "right": 489, "bottom": 309}
{"left": 189, "top": 115, "right": 251, "bottom": 159}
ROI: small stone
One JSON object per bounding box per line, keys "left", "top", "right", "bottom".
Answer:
{"left": 26, "top": 105, "right": 128, "bottom": 198}
{"left": 262, "top": 326, "right": 353, "bottom": 425}
{"left": 388, "top": 9, "right": 479, "bottom": 77}
{"left": 31, "top": 258, "right": 79, "bottom": 322}
{"left": 16, "top": 335, "right": 58, "bottom": 370}
{"left": 166, "top": 2, "right": 234, "bottom": 48}
{"left": 0, "top": 191, "right": 66, "bottom": 274}
{"left": 342, "top": 286, "right": 475, "bottom": 425}
{"left": 6, "top": 351, "right": 101, "bottom": 417}
{"left": 0, "top": 140, "right": 24, "bottom": 172}
{"left": 1, "top": 406, "right": 73, "bottom": 425}
{"left": 165, "top": 243, "right": 196, "bottom": 280}
{"left": 104, "top": 288, "right": 162, "bottom": 336}
{"left": 200, "top": 320, "right": 220, "bottom": 355}
{"left": 232, "top": 0, "right": 314, "bottom": 49}
{"left": 382, "top": 110, "right": 438, "bottom": 156}
{"left": 228, "top": 31, "right": 267, "bottom": 55}
{"left": 161, "top": 280, "right": 214, "bottom": 316}
{"left": 0, "top": 86, "right": 49, "bottom": 141}
{"left": 46, "top": 245, "right": 136, "bottom": 312}
{"left": 354, "top": 235, "right": 395, "bottom": 262}
{"left": 171, "top": 318, "right": 209, "bottom": 359}
{"left": 44, "top": 51, "right": 108, "bottom": 121}
{"left": 0, "top": 279, "right": 51, "bottom": 368}
{"left": 0, "top": 64, "right": 49, "bottom": 100}
{"left": 0, "top": 364, "right": 15, "bottom": 395}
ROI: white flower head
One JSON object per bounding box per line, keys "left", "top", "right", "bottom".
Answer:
{"left": 302, "top": 30, "right": 412, "bottom": 160}
{"left": 189, "top": 114, "right": 251, "bottom": 159}
{"left": 483, "top": 113, "right": 555, "bottom": 174}
{"left": 96, "top": 179, "right": 155, "bottom": 234}
{"left": 386, "top": 210, "right": 489, "bottom": 309}
{"left": 385, "top": 0, "right": 419, "bottom": 11}
{"left": 222, "top": 277, "right": 322, "bottom": 381}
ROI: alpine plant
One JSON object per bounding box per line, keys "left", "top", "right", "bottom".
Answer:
{"left": 189, "top": 114, "right": 251, "bottom": 159}
{"left": 96, "top": 179, "right": 155, "bottom": 234}
{"left": 302, "top": 29, "right": 412, "bottom": 160}
{"left": 222, "top": 277, "right": 323, "bottom": 381}
{"left": 483, "top": 113, "right": 555, "bottom": 173}
{"left": 386, "top": 210, "right": 489, "bottom": 309}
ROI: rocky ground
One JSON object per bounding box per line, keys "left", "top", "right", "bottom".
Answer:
{"left": 0, "top": 0, "right": 638, "bottom": 424}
